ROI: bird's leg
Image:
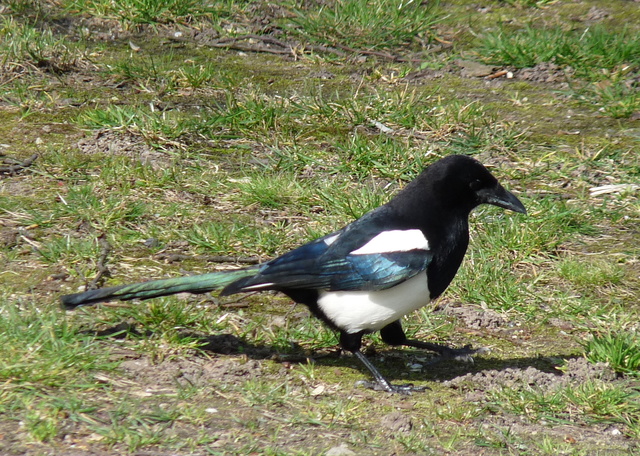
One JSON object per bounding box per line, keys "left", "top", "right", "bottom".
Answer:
{"left": 380, "top": 320, "right": 488, "bottom": 364}
{"left": 352, "top": 351, "right": 425, "bottom": 394}
{"left": 340, "top": 331, "right": 425, "bottom": 394}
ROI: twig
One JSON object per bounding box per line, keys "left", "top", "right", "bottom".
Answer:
{"left": 155, "top": 253, "right": 262, "bottom": 264}
{"left": 86, "top": 234, "right": 112, "bottom": 290}
{"left": 590, "top": 184, "right": 640, "bottom": 197}
{"left": 190, "top": 33, "right": 295, "bottom": 56}
{"left": 219, "top": 302, "right": 251, "bottom": 309}
{"left": 0, "top": 154, "right": 38, "bottom": 175}
{"left": 196, "top": 33, "right": 418, "bottom": 62}
{"left": 332, "top": 42, "right": 424, "bottom": 63}
{"left": 488, "top": 69, "right": 509, "bottom": 79}
{"left": 370, "top": 119, "right": 394, "bottom": 134}
{"left": 302, "top": 42, "right": 347, "bottom": 57}
{"left": 215, "top": 34, "right": 289, "bottom": 48}
{"left": 208, "top": 41, "right": 292, "bottom": 55}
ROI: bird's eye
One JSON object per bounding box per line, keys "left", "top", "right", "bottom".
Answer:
{"left": 469, "top": 179, "right": 483, "bottom": 191}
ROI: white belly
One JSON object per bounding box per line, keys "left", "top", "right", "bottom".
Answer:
{"left": 317, "top": 272, "right": 431, "bottom": 334}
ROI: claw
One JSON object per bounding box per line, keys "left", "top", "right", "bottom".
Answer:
{"left": 355, "top": 380, "right": 428, "bottom": 394}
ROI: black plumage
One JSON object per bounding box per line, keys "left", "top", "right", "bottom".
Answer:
{"left": 62, "top": 155, "right": 526, "bottom": 393}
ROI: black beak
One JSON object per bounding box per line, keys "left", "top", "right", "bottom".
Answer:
{"left": 479, "top": 185, "right": 527, "bottom": 214}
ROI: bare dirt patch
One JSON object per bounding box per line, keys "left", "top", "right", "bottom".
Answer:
{"left": 119, "top": 354, "right": 266, "bottom": 390}
{"left": 442, "top": 357, "right": 617, "bottom": 394}
{"left": 77, "top": 130, "right": 170, "bottom": 167}
{"left": 517, "top": 62, "right": 575, "bottom": 85}
{"left": 439, "top": 301, "right": 509, "bottom": 331}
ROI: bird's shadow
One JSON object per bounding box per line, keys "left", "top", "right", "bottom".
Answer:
{"left": 88, "top": 324, "right": 575, "bottom": 383}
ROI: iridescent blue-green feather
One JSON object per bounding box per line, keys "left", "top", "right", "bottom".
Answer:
{"left": 61, "top": 267, "right": 260, "bottom": 309}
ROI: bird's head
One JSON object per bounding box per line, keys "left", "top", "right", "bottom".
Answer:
{"left": 424, "top": 155, "right": 527, "bottom": 215}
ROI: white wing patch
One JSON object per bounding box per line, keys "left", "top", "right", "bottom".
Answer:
{"left": 350, "top": 229, "right": 429, "bottom": 255}
{"left": 323, "top": 233, "right": 340, "bottom": 246}
{"left": 242, "top": 282, "right": 275, "bottom": 291}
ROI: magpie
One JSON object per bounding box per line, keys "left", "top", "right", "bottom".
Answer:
{"left": 61, "top": 154, "right": 526, "bottom": 393}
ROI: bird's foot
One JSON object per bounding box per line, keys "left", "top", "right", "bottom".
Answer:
{"left": 355, "top": 380, "right": 428, "bottom": 395}
{"left": 427, "top": 344, "right": 489, "bottom": 365}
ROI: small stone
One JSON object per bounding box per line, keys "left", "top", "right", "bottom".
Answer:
{"left": 456, "top": 59, "right": 496, "bottom": 78}
{"left": 143, "top": 238, "right": 159, "bottom": 248}
{"left": 380, "top": 411, "right": 413, "bottom": 433}
{"left": 310, "top": 385, "right": 325, "bottom": 396}
{"left": 326, "top": 444, "right": 356, "bottom": 456}
{"left": 269, "top": 316, "right": 287, "bottom": 327}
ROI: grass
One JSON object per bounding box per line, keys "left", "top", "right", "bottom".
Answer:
{"left": 63, "top": 0, "right": 217, "bottom": 26}
{"left": 478, "top": 25, "right": 640, "bottom": 118}
{"left": 290, "top": 0, "right": 443, "bottom": 50}
{"left": 0, "top": 299, "right": 113, "bottom": 388}
{"left": 584, "top": 332, "right": 640, "bottom": 378}
{"left": 490, "top": 379, "right": 640, "bottom": 438}
{"left": 0, "top": 297, "right": 117, "bottom": 444}
{"left": 479, "top": 26, "right": 640, "bottom": 72}
{"left": 0, "top": 15, "right": 88, "bottom": 114}
{"left": 0, "top": 16, "right": 80, "bottom": 73}
{"left": 1, "top": 0, "right": 639, "bottom": 454}
{"left": 79, "top": 105, "right": 195, "bottom": 149}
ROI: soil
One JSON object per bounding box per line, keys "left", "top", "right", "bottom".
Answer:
{"left": 438, "top": 301, "right": 509, "bottom": 331}
{"left": 77, "top": 130, "right": 172, "bottom": 168}
{"left": 442, "top": 357, "right": 617, "bottom": 394}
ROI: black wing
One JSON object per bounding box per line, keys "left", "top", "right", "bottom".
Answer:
{"left": 222, "top": 209, "right": 433, "bottom": 294}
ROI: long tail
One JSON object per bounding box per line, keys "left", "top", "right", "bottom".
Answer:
{"left": 61, "top": 267, "right": 260, "bottom": 309}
